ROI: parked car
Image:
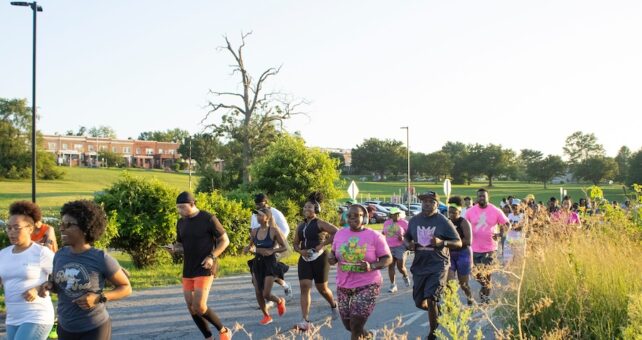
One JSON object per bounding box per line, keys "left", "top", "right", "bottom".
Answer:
{"left": 363, "top": 200, "right": 383, "bottom": 206}
{"left": 408, "top": 204, "right": 421, "bottom": 216}
{"left": 380, "top": 202, "right": 412, "bottom": 216}
{"left": 365, "top": 204, "right": 389, "bottom": 224}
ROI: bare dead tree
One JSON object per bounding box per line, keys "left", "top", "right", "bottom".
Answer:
{"left": 203, "top": 32, "right": 306, "bottom": 185}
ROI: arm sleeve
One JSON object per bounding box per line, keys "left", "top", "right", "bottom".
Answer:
{"left": 404, "top": 221, "right": 414, "bottom": 242}
{"left": 41, "top": 247, "right": 55, "bottom": 277}
{"left": 103, "top": 252, "right": 121, "bottom": 278}
{"left": 374, "top": 231, "right": 391, "bottom": 257}
{"left": 176, "top": 222, "right": 182, "bottom": 243}
{"left": 210, "top": 215, "right": 226, "bottom": 238}
{"left": 250, "top": 214, "right": 259, "bottom": 229}
{"left": 272, "top": 208, "right": 290, "bottom": 237}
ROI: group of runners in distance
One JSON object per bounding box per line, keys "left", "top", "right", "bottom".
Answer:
{"left": 0, "top": 186, "right": 602, "bottom": 340}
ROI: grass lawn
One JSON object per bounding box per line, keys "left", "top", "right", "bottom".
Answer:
{"left": 0, "top": 167, "right": 199, "bottom": 213}
{"left": 337, "top": 180, "right": 630, "bottom": 206}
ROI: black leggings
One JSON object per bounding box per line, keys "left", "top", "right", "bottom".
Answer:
{"left": 58, "top": 319, "right": 111, "bottom": 340}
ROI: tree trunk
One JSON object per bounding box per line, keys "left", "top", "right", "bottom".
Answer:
{"left": 544, "top": 181, "right": 548, "bottom": 189}
{"left": 488, "top": 175, "right": 494, "bottom": 187}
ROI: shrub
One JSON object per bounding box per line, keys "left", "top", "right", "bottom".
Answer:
{"left": 193, "top": 191, "right": 252, "bottom": 256}
{"left": 95, "top": 174, "right": 178, "bottom": 268}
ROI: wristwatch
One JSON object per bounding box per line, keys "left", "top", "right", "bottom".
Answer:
{"left": 207, "top": 254, "right": 217, "bottom": 261}
{"left": 98, "top": 292, "right": 107, "bottom": 304}
{"left": 444, "top": 240, "right": 449, "bottom": 247}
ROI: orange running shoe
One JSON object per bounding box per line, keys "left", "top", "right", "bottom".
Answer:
{"left": 219, "top": 327, "right": 231, "bottom": 340}
{"left": 260, "top": 314, "right": 273, "bottom": 325}
{"left": 277, "top": 298, "right": 287, "bottom": 316}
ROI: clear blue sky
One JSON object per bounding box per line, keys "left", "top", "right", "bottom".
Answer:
{"left": 2, "top": 0, "right": 641, "bottom": 157}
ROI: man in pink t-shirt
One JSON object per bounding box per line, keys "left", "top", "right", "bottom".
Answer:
{"left": 465, "top": 188, "right": 509, "bottom": 303}
{"left": 381, "top": 208, "right": 411, "bottom": 293}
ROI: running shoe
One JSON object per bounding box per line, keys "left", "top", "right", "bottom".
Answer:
{"left": 295, "top": 319, "right": 312, "bottom": 331}
{"left": 403, "top": 275, "right": 411, "bottom": 288}
{"left": 284, "top": 284, "right": 293, "bottom": 300}
{"left": 330, "top": 304, "right": 340, "bottom": 320}
{"left": 388, "top": 284, "right": 398, "bottom": 293}
{"left": 219, "top": 327, "right": 231, "bottom": 340}
{"left": 368, "top": 328, "right": 378, "bottom": 340}
{"left": 48, "top": 322, "right": 58, "bottom": 339}
{"left": 277, "top": 298, "right": 287, "bottom": 316}
{"left": 260, "top": 315, "right": 273, "bottom": 325}
{"left": 265, "top": 300, "right": 275, "bottom": 309}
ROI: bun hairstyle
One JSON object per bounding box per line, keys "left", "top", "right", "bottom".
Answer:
{"left": 447, "top": 196, "right": 463, "bottom": 207}
{"left": 307, "top": 191, "right": 324, "bottom": 214}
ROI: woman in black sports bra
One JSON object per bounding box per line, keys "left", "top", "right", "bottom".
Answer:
{"left": 243, "top": 207, "right": 289, "bottom": 326}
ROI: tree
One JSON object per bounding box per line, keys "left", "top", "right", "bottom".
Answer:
{"left": 88, "top": 125, "right": 117, "bottom": 138}
{"left": 98, "top": 150, "right": 126, "bottom": 168}
{"left": 467, "top": 144, "right": 516, "bottom": 187}
{"left": 518, "top": 149, "right": 544, "bottom": 182}
{"left": 527, "top": 155, "right": 566, "bottom": 189}
{"left": 177, "top": 133, "right": 223, "bottom": 171}
{"left": 440, "top": 141, "right": 470, "bottom": 184}
{"left": 423, "top": 151, "right": 453, "bottom": 182}
{"left": 573, "top": 156, "right": 618, "bottom": 185}
{"left": 410, "top": 151, "right": 428, "bottom": 177}
{"left": 626, "top": 149, "right": 642, "bottom": 186}
{"left": 250, "top": 134, "right": 341, "bottom": 227}
{"left": 96, "top": 174, "right": 178, "bottom": 268}
{"left": 66, "top": 126, "right": 87, "bottom": 136}
{"left": 0, "top": 98, "right": 64, "bottom": 180}
{"left": 614, "top": 146, "right": 631, "bottom": 184}
{"left": 203, "top": 32, "right": 304, "bottom": 185}
{"left": 563, "top": 131, "right": 605, "bottom": 166}
{"left": 138, "top": 128, "right": 190, "bottom": 142}
{"left": 328, "top": 152, "right": 346, "bottom": 171}
{"left": 351, "top": 138, "right": 406, "bottom": 179}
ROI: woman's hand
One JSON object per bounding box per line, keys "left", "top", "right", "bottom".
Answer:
{"left": 38, "top": 281, "right": 53, "bottom": 298}
{"left": 72, "top": 292, "right": 100, "bottom": 310}
{"left": 358, "top": 260, "right": 372, "bottom": 272}
{"left": 327, "top": 251, "right": 338, "bottom": 265}
{"left": 22, "top": 287, "right": 38, "bottom": 302}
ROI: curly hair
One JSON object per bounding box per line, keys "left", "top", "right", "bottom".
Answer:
{"left": 60, "top": 200, "right": 107, "bottom": 244}
{"left": 447, "top": 196, "right": 464, "bottom": 207}
{"left": 306, "top": 191, "right": 324, "bottom": 204}
{"left": 9, "top": 200, "right": 42, "bottom": 224}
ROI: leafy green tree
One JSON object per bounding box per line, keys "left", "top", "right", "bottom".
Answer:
{"left": 518, "top": 149, "right": 544, "bottom": 182}
{"left": 0, "top": 98, "right": 64, "bottom": 180}
{"left": 423, "top": 151, "right": 453, "bottom": 182}
{"left": 351, "top": 138, "right": 405, "bottom": 179}
{"left": 410, "top": 151, "right": 428, "bottom": 177}
{"left": 615, "top": 146, "right": 631, "bottom": 184}
{"left": 563, "top": 131, "right": 605, "bottom": 167}
{"left": 203, "top": 33, "right": 304, "bottom": 185}
{"left": 250, "top": 134, "right": 341, "bottom": 226}
{"left": 96, "top": 174, "right": 178, "bottom": 268}
{"left": 98, "top": 150, "right": 126, "bottom": 168}
{"left": 527, "top": 155, "right": 566, "bottom": 189}
{"left": 138, "top": 128, "right": 190, "bottom": 142}
{"left": 466, "top": 144, "right": 516, "bottom": 187}
{"left": 88, "top": 125, "right": 117, "bottom": 138}
{"left": 328, "top": 152, "right": 346, "bottom": 172}
{"left": 573, "top": 156, "right": 618, "bottom": 185}
{"left": 441, "top": 141, "right": 470, "bottom": 184}
{"left": 196, "top": 168, "right": 228, "bottom": 193}
{"left": 626, "top": 149, "right": 642, "bottom": 186}
{"left": 177, "top": 133, "right": 224, "bottom": 171}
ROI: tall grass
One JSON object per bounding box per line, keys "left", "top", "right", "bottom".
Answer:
{"left": 502, "top": 210, "right": 642, "bottom": 339}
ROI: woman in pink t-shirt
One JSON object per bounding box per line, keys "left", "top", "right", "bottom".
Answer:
{"left": 551, "top": 197, "right": 582, "bottom": 227}
{"left": 328, "top": 204, "right": 391, "bottom": 340}
{"left": 381, "top": 208, "right": 410, "bottom": 293}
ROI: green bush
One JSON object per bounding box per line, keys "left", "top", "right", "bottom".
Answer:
{"left": 194, "top": 191, "right": 252, "bottom": 256}
{"left": 95, "top": 174, "right": 178, "bottom": 268}
{"left": 196, "top": 169, "right": 228, "bottom": 193}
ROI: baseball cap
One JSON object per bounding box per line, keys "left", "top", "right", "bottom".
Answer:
{"left": 418, "top": 191, "right": 440, "bottom": 200}
{"left": 346, "top": 199, "right": 356, "bottom": 205}
{"left": 176, "top": 191, "right": 195, "bottom": 204}
{"left": 389, "top": 207, "right": 401, "bottom": 215}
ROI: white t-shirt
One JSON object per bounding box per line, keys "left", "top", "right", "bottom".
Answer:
{"left": 250, "top": 207, "right": 290, "bottom": 238}
{"left": 0, "top": 243, "right": 55, "bottom": 326}
{"left": 508, "top": 213, "right": 523, "bottom": 225}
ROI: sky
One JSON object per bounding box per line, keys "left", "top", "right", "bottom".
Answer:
{"left": 2, "top": 0, "right": 641, "bottom": 157}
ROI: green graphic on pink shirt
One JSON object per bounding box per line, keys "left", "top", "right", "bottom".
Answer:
{"left": 339, "top": 236, "right": 367, "bottom": 272}
{"left": 386, "top": 223, "right": 400, "bottom": 238}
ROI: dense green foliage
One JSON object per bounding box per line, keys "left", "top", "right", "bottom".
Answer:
{"left": 95, "top": 174, "right": 178, "bottom": 268}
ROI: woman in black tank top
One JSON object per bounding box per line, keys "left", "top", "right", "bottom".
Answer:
{"left": 243, "top": 207, "right": 289, "bottom": 325}
{"left": 292, "top": 193, "right": 340, "bottom": 330}
{"left": 447, "top": 197, "right": 473, "bottom": 305}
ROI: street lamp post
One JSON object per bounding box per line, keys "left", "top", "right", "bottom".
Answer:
{"left": 401, "top": 126, "right": 410, "bottom": 209}
{"left": 11, "top": 1, "right": 43, "bottom": 203}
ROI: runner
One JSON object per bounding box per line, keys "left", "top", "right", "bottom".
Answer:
{"left": 1, "top": 201, "right": 55, "bottom": 340}
{"left": 461, "top": 196, "right": 473, "bottom": 218}
{"left": 551, "top": 197, "right": 582, "bottom": 227}
{"left": 251, "top": 193, "right": 292, "bottom": 299}
{"left": 405, "top": 191, "right": 462, "bottom": 340}
{"left": 339, "top": 199, "right": 356, "bottom": 227}
{"left": 446, "top": 196, "right": 473, "bottom": 305}
{"left": 504, "top": 199, "right": 526, "bottom": 262}
{"left": 174, "top": 192, "right": 231, "bottom": 340}
{"left": 38, "top": 200, "right": 132, "bottom": 340}
{"left": 466, "top": 188, "right": 510, "bottom": 304}
{"left": 381, "top": 207, "right": 411, "bottom": 293}
{"left": 31, "top": 216, "right": 58, "bottom": 253}
{"left": 292, "top": 192, "right": 339, "bottom": 331}
{"left": 243, "top": 206, "right": 289, "bottom": 326}
{"left": 328, "top": 204, "right": 391, "bottom": 340}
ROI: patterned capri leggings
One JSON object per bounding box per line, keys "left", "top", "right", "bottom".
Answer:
{"left": 337, "top": 282, "right": 382, "bottom": 319}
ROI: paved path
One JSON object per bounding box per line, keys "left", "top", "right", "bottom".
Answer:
{"left": 1, "top": 254, "right": 499, "bottom": 339}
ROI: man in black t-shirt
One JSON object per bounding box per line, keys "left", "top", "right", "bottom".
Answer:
{"left": 405, "top": 191, "right": 462, "bottom": 340}
{"left": 174, "top": 192, "right": 231, "bottom": 340}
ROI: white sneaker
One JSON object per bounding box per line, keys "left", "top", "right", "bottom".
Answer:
{"left": 403, "top": 276, "right": 411, "bottom": 288}
{"left": 284, "top": 284, "right": 293, "bottom": 299}
{"left": 388, "top": 284, "right": 398, "bottom": 293}
{"left": 295, "top": 319, "right": 312, "bottom": 331}
{"left": 265, "top": 300, "right": 275, "bottom": 309}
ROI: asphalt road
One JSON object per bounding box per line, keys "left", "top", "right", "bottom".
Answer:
{"left": 1, "top": 254, "right": 499, "bottom": 339}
